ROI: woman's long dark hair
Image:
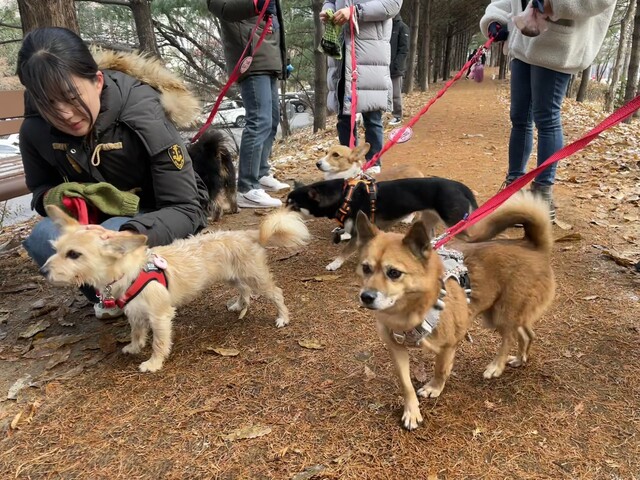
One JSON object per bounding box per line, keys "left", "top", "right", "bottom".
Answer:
{"left": 17, "top": 27, "right": 99, "bottom": 125}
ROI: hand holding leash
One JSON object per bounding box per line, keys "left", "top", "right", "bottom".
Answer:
{"left": 488, "top": 22, "right": 508, "bottom": 41}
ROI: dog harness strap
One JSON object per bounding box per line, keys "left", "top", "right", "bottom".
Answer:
{"left": 115, "top": 265, "right": 168, "bottom": 309}
{"left": 335, "top": 177, "right": 378, "bottom": 227}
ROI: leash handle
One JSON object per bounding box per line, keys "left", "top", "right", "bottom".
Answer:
{"left": 191, "top": 0, "right": 274, "bottom": 143}
{"left": 361, "top": 37, "right": 495, "bottom": 171}
{"left": 348, "top": 5, "right": 358, "bottom": 149}
{"left": 434, "top": 94, "right": 640, "bottom": 249}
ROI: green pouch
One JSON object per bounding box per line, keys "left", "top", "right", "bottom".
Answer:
{"left": 318, "top": 9, "right": 342, "bottom": 59}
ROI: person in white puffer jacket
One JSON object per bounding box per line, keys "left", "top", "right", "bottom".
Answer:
{"left": 480, "top": 0, "right": 616, "bottom": 221}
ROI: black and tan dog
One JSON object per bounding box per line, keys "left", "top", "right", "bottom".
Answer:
{"left": 188, "top": 128, "right": 238, "bottom": 221}
{"left": 356, "top": 192, "right": 555, "bottom": 430}
{"left": 287, "top": 176, "right": 478, "bottom": 270}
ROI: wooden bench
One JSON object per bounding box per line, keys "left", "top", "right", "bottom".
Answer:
{"left": 0, "top": 90, "right": 28, "bottom": 202}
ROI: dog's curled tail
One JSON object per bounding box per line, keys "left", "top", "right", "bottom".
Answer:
{"left": 258, "top": 209, "right": 311, "bottom": 249}
{"left": 464, "top": 191, "right": 553, "bottom": 253}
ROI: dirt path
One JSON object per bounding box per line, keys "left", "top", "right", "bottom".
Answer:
{"left": 0, "top": 72, "right": 638, "bottom": 479}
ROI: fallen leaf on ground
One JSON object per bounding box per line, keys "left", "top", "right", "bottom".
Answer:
{"left": 555, "top": 232, "right": 583, "bottom": 243}
{"left": 582, "top": 295, "right": 598, "bottom": 301}
{"left": 298, "top": 339, "right": 325, "bottom": 350}
{"left": 7, "top": 374, "right": 32, "bottom": 400}
{"left": 222, "top": 424, "right": 271, "bottom": 441}
{"left": 19, "top": 319, "right": 51, "bottom": 339}
{"left": 573, "top": 402, "right": 584, "bottom": 416}
{"left": 99, "top": 334, "right": 117, "bottom": 354}
{"left": 205, "top": 346, "right": 240, "bottom": 357}
{"left": 301, "top": 274, "right": 341, "bottom": 282}
{"left": 553, "top": 219, "right": 572, "bottom": 230}
{"left": 30, "top": 298, "right": 47, "bottom": 310}
{"left": 601, "top": 249, "right": 637, "bottom": 268}
{"left": 364, "top": 365, "right": 376, "bottom": 381}
{"left": 0, "top": 309, "right": 9, "bottom": 324}
{"left": 33, "top": 334, "right": 86, "bottom": 350}
{"left": 291, "top": 465, "right": 326, "bottom": 480}
{"left": 0, "top": 282, "right": 38, "bottom": 294}
{"left": 45, "top": 347, "right": 72, "bottom": 370}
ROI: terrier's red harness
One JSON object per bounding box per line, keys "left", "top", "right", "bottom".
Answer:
{"left": 98, "top": 257, "right": 168, "bottom": 309}
{"left": 335, "top": 176, "right": 378, "bottom": 228}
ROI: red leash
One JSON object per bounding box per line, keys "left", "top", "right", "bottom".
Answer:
{"left": 434, "top": 94, "right": 640, "bottom": 249}
{"left": 348, "top": 5, "right": 358, "bottom": 149}
{"left": 191, "top": 1, "right": 274, "bottom": 144}
{"left": 361, "top": 37, "right": 495, "bottom": 171}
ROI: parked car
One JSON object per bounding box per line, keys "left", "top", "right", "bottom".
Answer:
{"left": 283, "top": 93, "right": 312, "bottom": 113}
{"left": 201, "top": 99, "right": 246, "bottom": 128}
{"left": 0, "top": 140, "right": 20, "bottom": 159}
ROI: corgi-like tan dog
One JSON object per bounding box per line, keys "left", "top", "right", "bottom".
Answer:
{"left": 43, "top": 205, "right": 310, "bottom": 373}
{"left": 316, "top": 143, "right": 424, "bottom": 181}
{"left": 356, "top": 211, "right": 471, "bottom": 431}
{"left": 453, "top": 191, "right": 556, "bottom": 379}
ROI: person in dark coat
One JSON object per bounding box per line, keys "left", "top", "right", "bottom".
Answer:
{"left": 466, "top": 46, "right": 487, "bottom": 78}
{"left": 17, "top": 27, "right": 209, "bottom": 319}
{"left": 389, "top": 14, "right": 409, "bottom": 126}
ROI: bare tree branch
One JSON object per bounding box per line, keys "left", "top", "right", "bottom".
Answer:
{"left": 75, "top": 0, "right": 131, "bottom": 6}
{"left": 0, "top": 39, "right": 21, "bottom": 46}
{"left": 0, "top": 22, "right": 21, "bottom": 29}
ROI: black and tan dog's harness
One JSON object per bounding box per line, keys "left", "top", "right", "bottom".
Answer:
{"left": 391, "top": 247, "right": 472, "bottom": 347}
{"left": 335, "top": 176, "right": 378, "bottom": 228}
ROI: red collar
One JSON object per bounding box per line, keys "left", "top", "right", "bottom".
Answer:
{"left": 99, "top": 257, "right": 168, "bottom": 309}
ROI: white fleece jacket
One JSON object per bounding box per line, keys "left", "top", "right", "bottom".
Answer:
{"left": 480, "top": 0, "right": 616, "bottom": 74}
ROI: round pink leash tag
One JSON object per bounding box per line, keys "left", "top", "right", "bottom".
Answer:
{"left": 153, "top": 255, "right": 168, "bottom": 269}
{"left": 240, "top": 56, "right": 253, "bottom": 74}
{"left": 389, "top": 127, "right": 413, "bottom": 143}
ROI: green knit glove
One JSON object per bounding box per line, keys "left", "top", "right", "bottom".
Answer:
{"left": 74, "top": 183, "right": 139, "bottom": 217}
{"left": 319, "top": 10, "right": 342, "bottom": 59}
{"left": 43, "top": 182, "right": 85, "bottom": 215}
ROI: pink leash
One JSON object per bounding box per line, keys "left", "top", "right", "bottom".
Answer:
{"left": 191, "top": 1, "right": 274, "bottom": 144}
{"left": 433, "top": 94, "right": 640, "bottom": 249}
{"left": 348, "top": 5, "right": 358, "bottom": 149}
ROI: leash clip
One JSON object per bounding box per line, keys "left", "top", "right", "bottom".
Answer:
{"left": 392, "top": 331, "right": 406, "bottom": 345}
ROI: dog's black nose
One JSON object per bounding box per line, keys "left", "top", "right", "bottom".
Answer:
{"left": 360, "top": 290, "right": 377, "bottom": 306}
{"left": 40, "top": 266, "right": 49, "bottom": 277}
{"left": 315, "top": 161, "right": 322, "bottom": 168}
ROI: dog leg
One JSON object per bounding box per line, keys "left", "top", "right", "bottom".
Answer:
{"left": 417, "top": 346, "right": 456, "bottom": 398}
{"left": 378, "top": 323, "right": 422, "bottom": 431}
{"left": 483, "top": 328, "right": 514, "bottom": 379}
{"left": 326, "top": 232, "right": 358, "bottom": 271}
{"left": 139, "top": 309, "right": 175, "bottom": 373}
{"left": 227, "top": 283, "right": 251, "bottom": 319}
{"left": 248, "top": 276, "right": 290, "bottom": 328}
{"left": 507, "top": 326, "right": 536, "bottom": 368}
{"left": 122, "top": 316, "right": 148, "bottom": 355}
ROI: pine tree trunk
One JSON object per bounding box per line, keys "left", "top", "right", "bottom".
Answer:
{"left": 403, "top": 0, "right": 420, "bottom": 94}
{"left": 498, "top": 48, "right": 508, "bottom": 80}
{"left": 576, "top": 66, "right": 590, "bottom": 102}
{"left": 605, "top": 0, "right": 636, "bottom": 111}
{"left": 417, "top": 0, "right": 431, "bottom": 91}
{"left": 129, "top": 0, "right": 159, "bottom": 56}
{"left": 17, "top": 0, "right": 79, "bottom": 34}
{"left": 312, "top": 0, "right": 327, "bottom": 132}
{"left": 441, "top": 25, "right": 453, "bottom": 80}
{"left": 624, "top": 0, "right": 640, "bottom": 119}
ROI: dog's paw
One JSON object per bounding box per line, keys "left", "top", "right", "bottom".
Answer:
{"left": 401, "top": 405, "right": 423, "bottom": 431}
{"left": 339, "top": 232, "right": 352, "bottom": 242}
{"left": 483, "top": 362, "right": 505, "bottom": 379}
{"left": 326, "top": 258, "right": 344, "bottom": 271}
{"left": 507, "top": 355, "right": 526, "bottom": 368}
{"left": 122, "top": 343, "right": 141, "bottom": 355}
{"left": 227, "top": 297, "right": 249, "bottom": 319}
{"left": 417, "top": 380, "right": 444, "bottom": 398}
{"left": 139, "top": 359, "right": 163, "bottom": 373}
{"left": 275, "top": 317, "right": 289, "bottom": 328}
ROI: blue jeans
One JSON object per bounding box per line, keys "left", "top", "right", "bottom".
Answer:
{"left": 24, "top": 216, "right": 130, "bottom": 303}
{"left": 237, "top": 74, "right": 279, "bottom": 193}
{"left": 337, "top": 111, "right": 384, "bottom": 164}
{"left": 508, "top": 59, "right": 571, "bottom": 186}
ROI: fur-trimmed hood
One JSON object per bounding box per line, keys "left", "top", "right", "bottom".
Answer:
{"left": 92, "top": 49, "right": 200, "bottom": 128}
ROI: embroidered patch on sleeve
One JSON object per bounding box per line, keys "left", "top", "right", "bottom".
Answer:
{"left": 168, "top": 144, "right": 185, "bottom": 170}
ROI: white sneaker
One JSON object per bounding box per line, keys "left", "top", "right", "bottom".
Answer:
{"left": 259, "top": 175, "right": 290, "bottom": 191}
{"left": 237, "top": 189, "right": 282, "bottom": 208}
{"left": 388, "top": 117, "right": 402, "bottom": 126}
{"left": 366, "top": 165, "right": 381, "bottom": 174}
{"left": 94, "top": 302, "right": 124, "bottom": 320}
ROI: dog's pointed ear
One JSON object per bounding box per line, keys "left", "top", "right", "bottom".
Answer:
{"left": 104, "top": 232, "right": 148, "bottom": 257}
{"left": 351, "top": 143, "right": 370, "bottom": 160}
{"left": 356, "top": 210, "right": 377, "bottom": 246}
{"left": 293, "top": 180, "right": 306, "bottom": 189}
{"left": 402, "top": 221, "right": 432, "bottom": 260}
{"left": 45, "top": 205, "right": 79, "bottom": 231}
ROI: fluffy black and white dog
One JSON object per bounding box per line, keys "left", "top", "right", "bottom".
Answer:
{"left": 187, "top": 128, "right": 238, "bottom": 221}
{"left": 286, "top": 177, "right": 478, "bottom": 270}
